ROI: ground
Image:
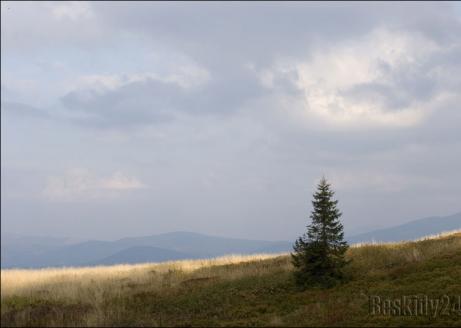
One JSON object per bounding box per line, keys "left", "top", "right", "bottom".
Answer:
{"left": 1, "top": 232, "right": 460, "bottom": 327}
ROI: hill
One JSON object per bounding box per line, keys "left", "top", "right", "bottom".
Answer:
{"left": 1, "top": 231, "right": 460, "bottom": 326}
{"left": 1, "top": 231, "right": 292, "bottom": 268}
{"left": 348, "top": 211, "right": 461, "bottom": 243}
{"left": 88, "top": 246, "right": 194, "bottom": 265}
{"left": 2, "top": 212, "right": 460, "bottom": 268}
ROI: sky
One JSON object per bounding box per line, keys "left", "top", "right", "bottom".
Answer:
{"left": 1, "top": 1, "right": 461, "bottom": 241}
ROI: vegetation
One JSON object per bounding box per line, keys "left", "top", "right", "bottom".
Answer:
{"left": 292, "top": 177, "right": 349, "bottom": 289}
{"left": 1, "top": 231, "right": 461, "bottom": 327}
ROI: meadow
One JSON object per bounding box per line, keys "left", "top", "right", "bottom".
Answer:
{"left": 1, "top": 231, "right": 461, "bottom": 326}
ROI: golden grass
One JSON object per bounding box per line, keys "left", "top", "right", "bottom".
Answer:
{"left": 1, "top": 230, "right": 460, "bottom": 327}
{"left": 415, "top": 228, "right": 461, "bottom": 241}
{"left": 347, "top": 230, "right": 461, "bottom": 279}
{"left": 3, "top": 229, "right": 460, "bottom": 302}
{"left": 350, "top": 229, "right": 461, "bottom": 247}
{"left": 1, "top": 253, "right": 287, "bottom": 302}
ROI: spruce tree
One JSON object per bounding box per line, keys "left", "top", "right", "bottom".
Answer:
{"left": 292, "top": 177, "right": 349, "bottom": 289}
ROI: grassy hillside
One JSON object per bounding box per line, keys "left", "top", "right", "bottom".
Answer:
{"left": 1, "top": 231, "right": 461, "bottom": 327}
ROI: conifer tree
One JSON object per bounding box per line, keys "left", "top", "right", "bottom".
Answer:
{"left": 292, "top": 177, "right": 349, "bottom": 289}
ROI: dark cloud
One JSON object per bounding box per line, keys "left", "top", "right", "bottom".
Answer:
{"left": 1, "top": 101, "right": 51, "bottom": 119}
{"left": 60, "top": 67, "right": 266, "bottom": 127}
{"left": 61, "top": 79, "right": 183, "bottom": 127}
{"left": 89, "top": 2, "right": 461, "bottom": 70}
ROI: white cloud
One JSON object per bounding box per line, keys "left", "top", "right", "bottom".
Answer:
{"left": 72, "top": 63, "right": 211, "bottom": 94}
{"left": 48, "top": 1, "right": 94, "bottom": 21}
{"left": 70, "top": 48, "right": 211, "bottom": 95}
{"left": 264, "top": 27, "right": 456, "bottom": 128}
{"left": 75, "top": 74, "right": 124, "bottom": 93}
{"left": 99, "top": 171, "right": 146, "bottom": 191}
{"left": 43, "top": 168, "right": 146, "bottom": 201}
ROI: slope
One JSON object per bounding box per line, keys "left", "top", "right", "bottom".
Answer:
{"left": 2, "top": 231, "right": 460, "bottom": 326}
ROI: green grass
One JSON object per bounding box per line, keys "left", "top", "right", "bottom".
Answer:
{"left": 2, "top": 232, "right": 461, "bottom": 327}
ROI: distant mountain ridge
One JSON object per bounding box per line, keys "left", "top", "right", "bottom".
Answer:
{"left": 1, "top": 231, "right": 293, "bottom": 268}
{"left": 347, "top": 212, "right": 461, "bottom": 243}
{"left": 2, "top": 212, "right": 460, "bottom": 268}
{"left": 88, "top": 246, "right": 195, "bottom": 266}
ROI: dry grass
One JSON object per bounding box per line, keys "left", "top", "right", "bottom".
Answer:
{"left": 415, "top": 228, "right": 461, "bottom": 241}
{"left": 347, "top": 231, "right": 461, "bottom": 275}
{"left": 1, "top": 253, "right": 286, "bottom": 302}
{"left": 3, "top": 230, "right": 460, "bottom": 302}
{"left": 350, "top": 229, "right": 461, "bottom": 247}
{"left": 1, "top": 230, "right": 460, "bottom": 326}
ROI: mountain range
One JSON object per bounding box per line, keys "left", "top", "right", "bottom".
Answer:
{"left": 347, "top": 211, "right": 461, "bottom": 243}
{"left": 1, "top": 231, "right": 292, "bottom": 268}
{"left": 2, "top": 212, "right": 460, "bottom": 268}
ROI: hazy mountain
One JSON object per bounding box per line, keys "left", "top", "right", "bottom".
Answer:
{"left": 1, "top": 231, "right": 293, "bottom": 268}
{"left": 2, "top": 212, "right": 460, "bottom": 268}
{"left": 116, "top": 231, "right": 293, "bottom": 257}
{"left": 348, "top": 212, "right": 461, "bottom": 243}
{"left": 0, "top": 233, "right": 87, "bottom": 268}
{"left": 88, "top": 246, "right": 194, "bottom": 266}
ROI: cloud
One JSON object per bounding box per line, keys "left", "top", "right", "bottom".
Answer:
{"left": 92, "top": 2, "right": 454, "bottom": 62}
{"left": 5, "top": 3, "right": 460, "bottom": 131}
{"left": 1, "top": 101, "right": 51, "bottom": 119}
{"left": 99, "top": 171, "right": 146, "bottom": 191}
{"left": 263, "top": 27, "right": 461, "bottom": 128}
{"left": 3, "top": 2, "right": 461, "bottom": 239}
{"left": 60, "top": 63, "right": 263, "bottom": 128}
{"left": 60, "top": 78, "right": 187, "bottom": 127}
{"left": 328, "top": 171, "right": 443, "bottom": 193}
{"left": 1, "top": 2, "right": 104, "bottom": 52}
{"left": 72, "top": 64, "right": 210, "bottom": 93}
{"left": 48, "top": 1, "right": 94, "bottom": 21}
{"left": 42, "top": 169, "right": 146, "bottom": 201}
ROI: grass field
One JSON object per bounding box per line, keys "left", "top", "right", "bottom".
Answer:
{"left": 1, "top": 231, "right": 461, "bottom": 327}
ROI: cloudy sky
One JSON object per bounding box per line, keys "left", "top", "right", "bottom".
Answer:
{"left": 2, "top": 1, "right": 461, "bottom": 241}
